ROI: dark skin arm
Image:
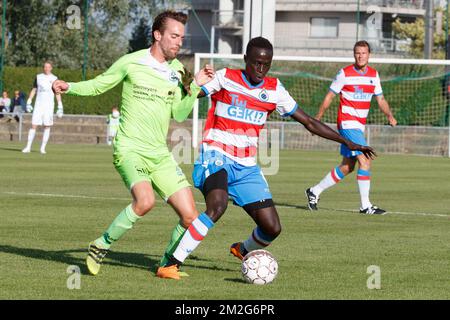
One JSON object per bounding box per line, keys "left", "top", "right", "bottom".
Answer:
{"left": 290, "top": 108, "right": 377, "bottom": 159}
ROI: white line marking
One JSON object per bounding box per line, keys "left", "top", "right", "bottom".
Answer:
{"left": 2, "top": 191, "right": 448, "bottom": 218}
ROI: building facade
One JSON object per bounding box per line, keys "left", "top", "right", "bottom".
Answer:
{"left": 184, "top": 0, "right": 427, "bottom": 57}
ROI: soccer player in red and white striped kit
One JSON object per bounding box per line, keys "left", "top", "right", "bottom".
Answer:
{"left": 306, "top": 40, "right": 397, "bottom": 215}
{"left": 157, "top": 37, "right": 376, "bottom": 275}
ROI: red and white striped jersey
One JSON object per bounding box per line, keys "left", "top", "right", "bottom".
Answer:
{"left": 201, "top": 68, "right": 298, "bottom": 166}
{"left": 329, "top": 64, "right": 383, "bottom": 132}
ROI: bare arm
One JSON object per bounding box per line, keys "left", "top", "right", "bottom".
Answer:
{"left": 315, "top": 90, "right": 336, "bottom": 120}
{"left": 290, "top": 108, "right": 376, "bottom": 159}
{"left": 27, "top": 88, "right": 36, "bottom": 103}
{"left": 375, "top": 94, "right": 397, "bottom": 126}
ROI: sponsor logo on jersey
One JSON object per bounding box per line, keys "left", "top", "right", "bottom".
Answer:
{"left": 352, "top": 86, "right": 372, "bottom": 100}
{"left": 215, "top": 94, "right": 266, "bottom": 125}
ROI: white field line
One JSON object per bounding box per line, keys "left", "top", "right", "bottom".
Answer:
{"left": 2, "top": 191, "right": 449, "bottom": 218}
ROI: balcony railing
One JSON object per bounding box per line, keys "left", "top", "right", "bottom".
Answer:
{"left": 212, "top": 10, "right": 244, "bottom": 29}
{"left": 277, "top": 0, "right": 425, "bottom": 10}
{"left": 274, "top": 36, "right": 409, "bottom": 54}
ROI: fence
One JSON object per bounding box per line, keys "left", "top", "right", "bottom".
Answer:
{"left": 1, "top": 114, "right": 448, "bottom": 157}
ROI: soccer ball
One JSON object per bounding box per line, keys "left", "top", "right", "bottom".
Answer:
{"left": 241, "top": 249, "right": 278, "bottom": 285}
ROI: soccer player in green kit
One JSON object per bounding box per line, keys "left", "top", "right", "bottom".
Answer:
{"left": 53, "top": 11, "right": 214, "bottom": 279}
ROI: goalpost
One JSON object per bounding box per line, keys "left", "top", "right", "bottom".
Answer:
{"left": 193, "top": 53, "right": 450, "bottom": 157}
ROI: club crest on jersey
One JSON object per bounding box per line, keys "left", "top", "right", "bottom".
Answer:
{"left": 259, "top": 89, "right": 269, "bottom": 102}
{"left": 170, "top": 71, "right": 179, "bottom": 83}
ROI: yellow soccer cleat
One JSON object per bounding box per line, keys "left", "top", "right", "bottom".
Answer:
{"left": 86, "top": 242, "right": 109, "bottom": 276}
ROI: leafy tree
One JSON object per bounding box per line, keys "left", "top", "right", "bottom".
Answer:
{"left": 392, "top": 8, "right": 446, "bottom": 59}
{"left": 0, "top": 0, "right": 184, "bottom": 69}
{"left": 129, "top": 17, "right": 151, "bottom": 53}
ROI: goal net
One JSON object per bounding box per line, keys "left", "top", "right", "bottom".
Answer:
{"left": 193, "top": 54, "right": 450, "bottom": 157}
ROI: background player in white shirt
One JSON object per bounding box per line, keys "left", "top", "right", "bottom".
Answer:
{"left": 106, "top": 106, "right": 120, "bottom": 146}
{"left": 22, "top": 61, "right": 63, "bottom": 154}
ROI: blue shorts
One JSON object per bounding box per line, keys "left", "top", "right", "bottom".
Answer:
{"left": 339, "top": 128, "right": 367, "bottom": 158}
{"left": 192, "top": 150, "right": 272, "bottom": 207}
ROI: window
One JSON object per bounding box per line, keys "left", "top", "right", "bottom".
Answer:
{"left": 310, "top": 17, "right": 339, "bottom": 38}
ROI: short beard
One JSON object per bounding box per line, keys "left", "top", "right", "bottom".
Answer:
{"left": 162, "top": 47, "right": 177, "bottom": 61}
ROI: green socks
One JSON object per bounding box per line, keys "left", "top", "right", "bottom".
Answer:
{"left": 94, "top": 204, "right": 141, "bottom": 249}
{"left": 159, "top": 223, "right": 187, "bottom": 266}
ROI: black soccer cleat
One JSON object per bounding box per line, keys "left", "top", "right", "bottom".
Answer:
{"left": 305, "top": 188, "right": 319, "bottom": 211}
{"left": 359, "top": 206, "right": 386, "bottom": 215}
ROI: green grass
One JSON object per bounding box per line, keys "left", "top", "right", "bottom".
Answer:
{"left": 0, "top": 142, "right": 449, "bottom": 299}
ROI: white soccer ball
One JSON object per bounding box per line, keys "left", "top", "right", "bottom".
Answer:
{"left": 241, "top": 249, "right": 278, "bottom": 285}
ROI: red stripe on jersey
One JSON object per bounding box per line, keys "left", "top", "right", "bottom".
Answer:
{"left": 204, "top": 140, "right": 257, "bottom": 158}
{"left": 342, "top": 84, "right": 375, "bottom": 93}
{"left": 343, "top": 65, "right": 377, "bottom": 77}
{"left": 208, "top": 118, "right": 263, "bottom": 137}
{"left": 188, "top": 224, "right": 204, "bottom": 241}
{"left": 338, "top": 112, "right": 367, "bottom": 124}
{"left": 340, "top": 97, "right": 371, "bottom": 109}
{"left": 225, "top": 68, "right": 278, "bottom": 90}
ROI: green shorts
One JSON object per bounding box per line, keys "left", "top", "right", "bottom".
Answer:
{"left": 113, "top": 150, "right": 190, "bottom": 201}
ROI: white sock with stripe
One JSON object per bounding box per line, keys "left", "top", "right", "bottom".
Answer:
{"left": 311, "top": 166, "right": 345, "bottom": 196}
{"left": 243, "top": 226, "right": 275, "bottom": 252}
{"left": 172, "top": 212, "right": 214, "bottom": 264}
{"left": 357, "top": 169, "right": 372, "bottom": 209}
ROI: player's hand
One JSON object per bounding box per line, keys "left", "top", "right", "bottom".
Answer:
{"left": 194, "top": 64, "right": 215, "bottom": 87}
{"left": 53, "top": 80, "right": 69, "bottom": 94}
{"left": 388, "top": 115, "right": 397, "bottom": 127}
{"left": 26, "top": 99, "right": 33, "bottom": 113}
{"left": 56, "top": 103, "right": 64, "bottom": 118}
{"left": 346, "top": 141, "right": 377, "bottom": 160}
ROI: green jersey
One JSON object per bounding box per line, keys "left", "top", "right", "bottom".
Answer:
{"left": 67, "top": 48, "right": 200, "bottom": 155}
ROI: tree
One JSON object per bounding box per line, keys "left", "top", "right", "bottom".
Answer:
{"left": 1, "top": 0, "right": 181, "bottom": 69}
{"left": 392, "top": 8, "right": 446, "bottom": 59}
{"left": 129, "top": 18, "right": 151, "bottom": 53}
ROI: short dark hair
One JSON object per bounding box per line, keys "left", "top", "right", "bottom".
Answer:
{"left": 246, "top": 37, "right": 273, "bottom": 56}
{"left": 354, "top": 40, "right": 371, "bottom": 53}
{"left": 151, "top": 10, "right": 188, "bottom": 43}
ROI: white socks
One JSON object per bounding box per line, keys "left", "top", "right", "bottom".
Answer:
{"left": 41, "top": 128, "right": 50, "bottom": 152}
{"left": 311, "top": 166, "right": 345, "bottom": 196}
{"left": 357, "top": 169, "right": 372, "bottom": 209}
{"left": 172, "top": 213, "right": 214, "bottom": 264}
{"left": 24, "top": 129, "right": 36, "bottom": 150}
{"left": 24, "top": 128, "right": 51, "bottom": 153}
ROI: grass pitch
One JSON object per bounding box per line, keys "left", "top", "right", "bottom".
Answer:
{"left": 0, "top": 142, "right": 449, "bottom": 299}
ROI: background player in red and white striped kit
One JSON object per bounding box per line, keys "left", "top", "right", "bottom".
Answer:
{"left": 306, "top": 40, "right": 397, "bottom": 215}
{"left": 158, "top": 37, "right": 376, "bottom": 270}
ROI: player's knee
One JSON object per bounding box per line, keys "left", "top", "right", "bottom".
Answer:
{"left": 266, "top": 223, "right": 282, "bottom": 239}
{"left": 206, "top": 200, "right": 228, "bottom": 222}
{"left": 134, "top": 196, "right": 155, "bottom": 215}
{"left": 180, "top": 208, "right": 198, "bottom": 226}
